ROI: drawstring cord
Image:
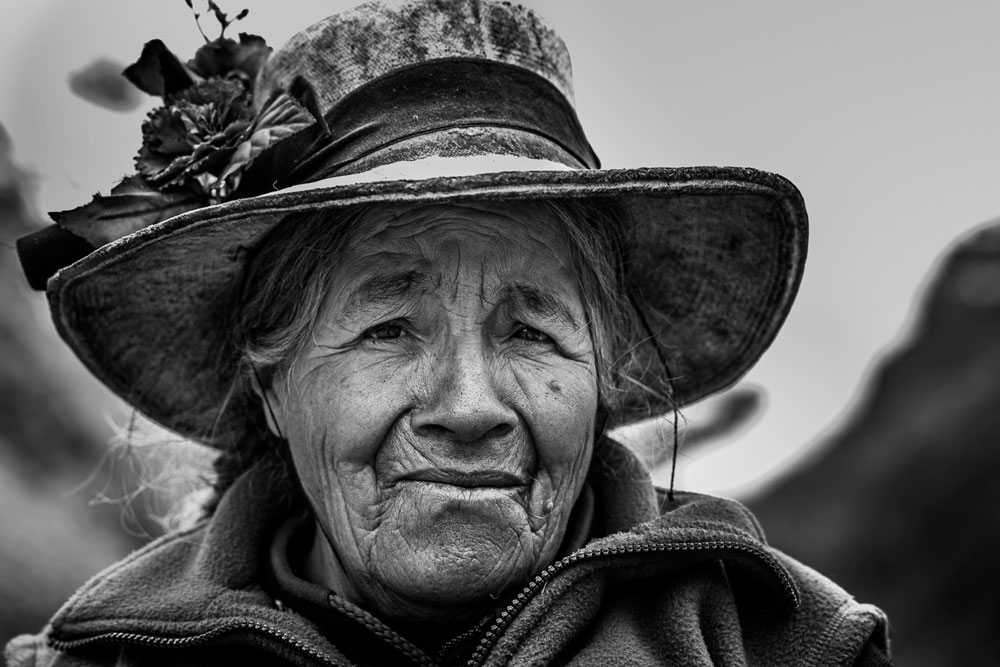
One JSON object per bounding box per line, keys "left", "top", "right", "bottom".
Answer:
{"left": 627, "top": 292, "right": 681, "bottom": 503}
{"left": 669, "top": 404, "right": 680, "bottom": 502}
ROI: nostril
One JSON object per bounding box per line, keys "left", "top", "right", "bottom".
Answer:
{"left": 489, "top": 423, "right": 514, "bottom": 438}
{"left": 412, "top": 422, "right": 450, "bottom": 439}
{"left": 410, "top": 411, "right": 517, "bottom": 443}
{"left": 412, "top": 421, "right": 515, "bottom": 442}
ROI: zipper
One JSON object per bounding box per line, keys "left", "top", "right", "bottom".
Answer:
{"left": 49, "top": 539, "right": 794, "bottom": 667}
{"left": 465, "top": 538, "right": 798, "bottom": 667}
{"left": 434, "top": 616, "right": 491, "bottom": 665}
{"left": 49, "top": 618, "right": 345, "bottom": 667}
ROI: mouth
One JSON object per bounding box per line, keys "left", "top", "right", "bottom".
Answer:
{"left": 402, "top": 469, "right": 528, "bottom": 488}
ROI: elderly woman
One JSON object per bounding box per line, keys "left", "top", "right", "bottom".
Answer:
{"left": 7, "top": 1, "right": 891, "bottom": 666}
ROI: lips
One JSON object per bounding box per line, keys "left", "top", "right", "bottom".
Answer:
{"left": 402, "top": 468, "right": 527, "bottom": 488}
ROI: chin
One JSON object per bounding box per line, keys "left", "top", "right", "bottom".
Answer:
{"left": 374, "top": 500, "right": 544, "bottom": 608}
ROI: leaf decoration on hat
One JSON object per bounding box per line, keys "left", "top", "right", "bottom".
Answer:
{"left": 215, "top": 91, "right": 313, "bottom": 198}
{"left": 123, "top": 39, "right": 200, "bottom": 100}
{"left": 46, "top": 2, "right": 316, "bottom": 250}
{"left": 49, "top": 176, "right": 204, "bottom": 247}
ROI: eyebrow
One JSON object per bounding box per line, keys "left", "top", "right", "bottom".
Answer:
{"left": 342, "top": 270, "right": 429, "bottom": 317}
{"left": 338, "top": 272, "right": 580, "bottom": 329}
{"left": 498, "top": 283, "right": 580, "bottom": 329}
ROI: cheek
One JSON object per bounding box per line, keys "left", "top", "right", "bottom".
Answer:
{"left": 280, "top": 357, "right": 424, "bottom": 538}
{"left": 513, "top": 361, "right": 598, "bottom": 469}
{"left": 288, "top": 358, "right": 416, "bottom": 465}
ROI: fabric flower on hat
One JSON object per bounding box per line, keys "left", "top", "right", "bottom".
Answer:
{"left": 51, "top": 19, "right": 313, "bottom": 248}
{"left": 136, "top": 77, "right": 253, "bottom": 192}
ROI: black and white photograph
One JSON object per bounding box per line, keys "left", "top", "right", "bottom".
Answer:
{"left": 2, "top": 1, "right": 999, "bottom": 664}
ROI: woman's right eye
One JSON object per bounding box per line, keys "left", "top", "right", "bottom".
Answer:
{"left": 364, "top": 323, "right": 404, "bottom": 340}
{"left": 512, "top": 325, "right": 551, "bottom": 343}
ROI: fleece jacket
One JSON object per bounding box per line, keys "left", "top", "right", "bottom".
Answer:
{"left": 4, "top": 438, "right": 892, "bottom": 666}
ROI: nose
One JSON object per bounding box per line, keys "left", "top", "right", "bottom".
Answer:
{"left": 410, "top": 340, "right": 517, "bottom": 443}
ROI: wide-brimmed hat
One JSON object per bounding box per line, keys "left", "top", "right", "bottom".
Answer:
{"left": 18, "top": 0, "right": 807, "bottom": 449}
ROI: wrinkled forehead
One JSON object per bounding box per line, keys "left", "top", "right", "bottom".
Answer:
{"left": 342, "top": 201, "right": 571, "bottom": 257}
{"left": 320, "top": 200, "right": 585, "bottom": 315}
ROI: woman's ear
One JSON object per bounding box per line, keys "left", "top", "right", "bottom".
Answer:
{"left": 248, "top": 367, "right": 286, "bottom": 440}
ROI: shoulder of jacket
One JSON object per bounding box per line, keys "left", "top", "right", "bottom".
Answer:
{"left": 50, "top": 519, "right": 211, "bottom": 622}
{"left": 764, "top": 549, "right": 893, "bottom": 666}
{"left": 8, "top": 524, "right": 214, "bottom": 667}
{"left": 4, "top": 629, "right": 94, "bottom": 667}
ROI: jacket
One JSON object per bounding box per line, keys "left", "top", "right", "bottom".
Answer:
{"left": 5, "top": 438, "right": 892, "bottom": 666}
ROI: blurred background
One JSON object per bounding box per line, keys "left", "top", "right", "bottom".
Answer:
{"left": 1, "top": 0, "right": 998, "bottom": 664}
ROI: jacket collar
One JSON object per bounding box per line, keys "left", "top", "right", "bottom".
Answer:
{"left": 48, "top": 437, "right": 798, "bottom": 656}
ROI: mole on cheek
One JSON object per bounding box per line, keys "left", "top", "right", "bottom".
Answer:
{"left": 548, "top": 380, "right": 562, "bottom": 393}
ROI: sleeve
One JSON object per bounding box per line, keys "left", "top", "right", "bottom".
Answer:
{"left": 5, "top": 632, "right": 52, "bottom": 667}
{"left": 4, "top": 630, "right": 106, "bottom": 667}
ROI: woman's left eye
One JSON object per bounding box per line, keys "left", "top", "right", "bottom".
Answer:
{"left": 364, "top": 323, "right": 404, "bottom": 340}
{"left": 513, "top": 326, "right": 551, "bottom": 343}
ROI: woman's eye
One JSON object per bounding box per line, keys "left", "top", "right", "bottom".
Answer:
{"left": 513, "top": 326, "right": 550, "bottom": 343}
{"left": 365, "top": 323, "right": 403, "bottom": 340}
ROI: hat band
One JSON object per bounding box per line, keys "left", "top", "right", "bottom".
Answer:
{"left": 239, "top": 58, "right": 600, "bottom": 196}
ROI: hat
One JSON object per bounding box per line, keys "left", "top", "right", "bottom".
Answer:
{"left": 19, "top": 0, "right": 807, "bottom": 448}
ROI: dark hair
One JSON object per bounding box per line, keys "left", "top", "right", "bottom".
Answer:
{"left": 208, "top": 198, "right": 645, "bottom": 510}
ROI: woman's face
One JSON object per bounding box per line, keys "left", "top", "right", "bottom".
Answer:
{"left": 265, "top": 202, "right": 598, "bottom": 623}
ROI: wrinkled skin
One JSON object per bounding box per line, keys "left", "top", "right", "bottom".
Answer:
{"left": 263, "top": 202, "right": 598, "bottom": 628}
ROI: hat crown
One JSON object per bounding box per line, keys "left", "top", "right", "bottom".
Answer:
{"left": 242, "top": 0, "right": 599, "bottom": 186}
{"left": 255, "top": 0, "right": 576, "bottom": 116}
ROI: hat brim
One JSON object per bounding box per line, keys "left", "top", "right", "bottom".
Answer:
{"left": 49, "top": 165, "right": 806, "bottom": 446}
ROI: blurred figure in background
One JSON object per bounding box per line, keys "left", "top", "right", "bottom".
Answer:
{"left": 750, "top": 219, "right": 1000, "bottom": 666}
